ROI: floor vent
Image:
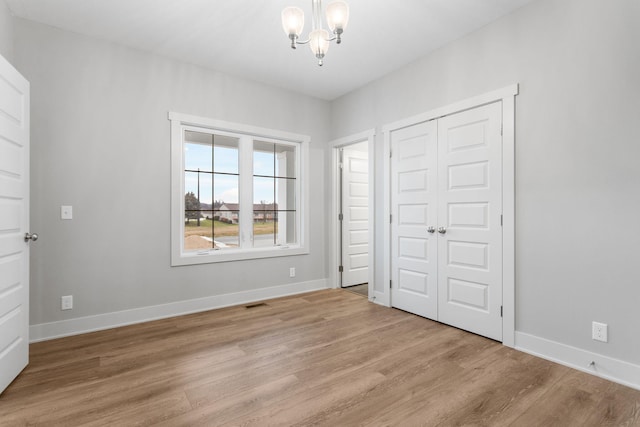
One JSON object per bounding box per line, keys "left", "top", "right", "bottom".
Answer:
{"left": 245, "top": 302, "right": 268, "bottom": 309}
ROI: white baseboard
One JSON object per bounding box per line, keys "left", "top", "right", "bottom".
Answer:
{"left": 30, "top": 279, "right": 328, "bottom": 343}
{"left": 515, "top": 331, "right": 640, "bottom": 391}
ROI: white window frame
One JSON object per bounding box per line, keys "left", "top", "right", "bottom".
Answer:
{"left": 169, "top": 112, "right": 310, "bottom": 266}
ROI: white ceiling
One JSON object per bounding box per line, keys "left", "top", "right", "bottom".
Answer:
{"left": 6, "top": 0, "right": 534, "bottom": 100}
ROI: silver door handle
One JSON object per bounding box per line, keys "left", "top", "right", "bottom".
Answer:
{"left": 427, "top": 226, "right": 435, "bottom": 234}
{"left": 24, "top": 232, "right": 38, "bottom": 242}
{"left": 437, "top": 227, "right": 447, "bottom": 234}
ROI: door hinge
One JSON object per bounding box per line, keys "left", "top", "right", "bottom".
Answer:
{"left": 500, "top": 123, "right": 503, "bottom": 136}
{"left": 338, "top": 213, "right": 344, "bottom": 221}
{"left": 390, "top": 214, "right": 392, "bottom": 223}
{"left": 500, "top": 306, "right": 503, "bottom": 317}
{"left": 390, "top": 280, "right": 392, "bottom": 288}
{"left": 500, "top": 214, "right": 503, "bottom": 226}
{"left": 389, "top": 149, "right": 392, "bottom": 158}
{"left": 339, "top": 265, "right": 344, "bottom": 273}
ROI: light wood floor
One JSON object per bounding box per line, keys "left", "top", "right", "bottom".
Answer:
{"left": 2, "top": 290, "right": 640, "bottom": 426}
{"left": 344, "top": 283, "right": 368, "bottom": 297}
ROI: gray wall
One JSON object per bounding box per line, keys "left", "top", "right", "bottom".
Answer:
{"left": 331, "top": 0, "right": 640, "bottom": 365}
{"left": 0, "top": 0, "right": 13, "bottom": 62}
{"left": 13, "top": 19, "right": 330, "bottom": 325}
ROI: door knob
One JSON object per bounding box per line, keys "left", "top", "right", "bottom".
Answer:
{"left": 427, "top": 226, "right": 435, "bottom": 234}
{"left": 437, "top": 227, "right": 447, "bottom": 234}
{"left": 24, "top": 232, "right": 38, "bottom": 242}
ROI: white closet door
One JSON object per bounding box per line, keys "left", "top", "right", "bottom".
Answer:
{"left": 391, "top": 121, "right": 438, "bottom": 319}
{"left": 437, "top": 102, "right": 503, "bottom": 341}
{"left": 341, "top": 146, "right": 369, "bottom": 287}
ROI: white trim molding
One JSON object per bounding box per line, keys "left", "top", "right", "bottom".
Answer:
{"left": 30, "top": 279, "right": 328, "bottom": 343}
{"left": 329, "top": 129, "right": 376, "bottom": 301}
{"left": 516, "top": 332, "right": 640, "bottom": 391}
{"left": 381, "top": 84, "right": 519, "bottom": 345}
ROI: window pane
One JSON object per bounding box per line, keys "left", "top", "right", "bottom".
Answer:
{"left": 185, "top": 131, "right": 213, "bottom": 172}
{"left": 275, "top": 177, "right": 296, "bottom": 211}
{"left": 213, "top": 213, "right": 239, "bottom": 248}
{"left": 184, "top": 212, "right": 213, "bottom": 252}
{"left": 253, "top": 211, "right": 276, "bottom": 248}
{"left": 275, "top": 144, "right": 296, "bottom": 178}
{"left": 185, "top": 171, "right": 211, "bottom": 201}
{"left": 254, "top": 140, "right": 275, "bottom": 176}
{"left": 253, "top": 176, "right": 274, "bottom": 205}
{"left": 214, "top": 174, "right": 238, "bottom": 207}
{"left": 213, "top": 134, "right": 239, "bottom": 174}
{"left": 185, "top": 141, "right": 212, "bottom": 172}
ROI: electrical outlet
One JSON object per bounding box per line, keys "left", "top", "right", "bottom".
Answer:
{"left": 592, "top": 321, "right": 608, "bottom": 342}
{"left": 61, "top": 205, "right": 73, "bottom": 220}
{"left": 61, "top": 295, "right": 73, "bottom": 310}
{"left": 289, "top": 267, "right": 296, "bottom": 278}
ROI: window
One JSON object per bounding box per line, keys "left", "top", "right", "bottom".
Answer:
{"left": 170, "top": 112, "right": 309, "bottom": 265}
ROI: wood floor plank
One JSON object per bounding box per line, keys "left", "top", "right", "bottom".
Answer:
{"left": 584, "top": 381, "right": 640, "bottom": 426}
{"left": 512, "top": 368, "right": 635, "bottom": 426}
{"left": 1, "top": 289, "right": 639, "bottom": 426}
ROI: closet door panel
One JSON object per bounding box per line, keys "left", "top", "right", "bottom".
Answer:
{"left": 437, "top": 102, "right": 503, "bottom": 341}
{"left": 390, "top": 121, "right": 438, "bottom": 319}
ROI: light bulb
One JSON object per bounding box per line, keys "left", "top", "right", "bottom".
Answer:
{"left": 281, "top": 7, "right": 304, "bottom": 37}
{"left": 326, "top": 0, "right": 349, "bottom": 33}
{"left": 309, "top": 29, "right": 330, "bottom": 60}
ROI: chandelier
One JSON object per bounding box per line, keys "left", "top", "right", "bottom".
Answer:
{"left": 281, "top": 0, "right": 350, "bottom": 66}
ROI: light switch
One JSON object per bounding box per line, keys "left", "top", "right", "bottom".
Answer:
{"left": 61, "top": 205, "right": 73, "bottom": 220}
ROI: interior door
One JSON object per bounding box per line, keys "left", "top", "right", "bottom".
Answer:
{"left": 437, "top": 102, "right": 503, "bottom": 341}
{"left": 0, "top": 54, "right": 31, "bottom": 394}
{"left": 340, "top": 144, "right": 369, "bottom": 287}
{"left": 390, "top": 121, "right": 438, "bottom": 318}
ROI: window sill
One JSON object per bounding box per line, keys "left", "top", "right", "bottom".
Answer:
{"left": 171, "top": 245, "right": 308, "bottom": 266}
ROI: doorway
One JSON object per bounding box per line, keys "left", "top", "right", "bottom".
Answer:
{"left": 339, "top": 141, "right": 369, "bottom": 290}
{"left": 330, "top": 131, "right": 375, "bottom": 299}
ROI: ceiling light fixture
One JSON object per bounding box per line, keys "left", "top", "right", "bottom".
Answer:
{"left": 281, "top": 0, "right": 350, "bottom": 66}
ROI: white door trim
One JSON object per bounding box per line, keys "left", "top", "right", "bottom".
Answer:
{"left": 329, "top": 129, "right": 375, "bottom": 299}
{"left": 382, "top": 84, "right": 518, "bottom": 347}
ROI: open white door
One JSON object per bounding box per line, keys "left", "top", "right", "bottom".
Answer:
{"left": 340, "top": 144, "right": 369, "bottom": 287}
{"left": 0, "top": 54, "right": 31, "bottom": 394}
